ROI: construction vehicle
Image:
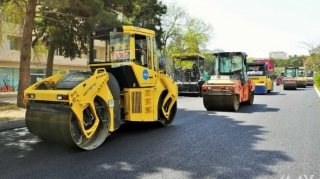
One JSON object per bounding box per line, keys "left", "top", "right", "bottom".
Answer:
{"left": 202, "top": 52, "right": 255, "bottom": 111}
{"left": 297, "top": 67, "right": 307, "bottom": 88}
{"left": 24, "top": 26, "right": 178, "bottom": 150}
{"left": 283, "top": 66, "right": 298, "bottom": 90}
{"left": 306, "top": 70, "right": 314, "bottom": 86}
{"left": 247, "top": 62, "right": 273, "bottom": 94}
{"left": 252, "top": 59, "right": 275, "bottom": 72}
{"left": 172, "top": 53, "right": 207, "bottom": 96}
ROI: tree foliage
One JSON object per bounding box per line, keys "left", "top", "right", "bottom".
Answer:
{"left": 158, "top": 1, "right": 213, "bottom": 75}
{"left": 304, "top": 44, "right": 320, "bottom": 72}
{"left": 159, "top": 1, "right": 188, "bottom": 58}
{"left": 132, "top": 0, "right": 167, "bottom": 51}
{"left": 33, "top": 0, "right": 121, "bottom": 77}
{"left": 102, "top": 0, "right": 139, "bottom": 18}
{"left": 272, "top": 55, "right": 304, "bottom": 68}
{"left": 0, "top": 0, "right": 25, "bottom": 44}
{"left": 17, "top": 0, "right": 37, "bottom": 107}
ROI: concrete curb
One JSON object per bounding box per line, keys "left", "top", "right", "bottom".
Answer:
{"left": 315, "top": 85, "right": 320, "bottom": 98}
{"left": 0, "top": 119, "right": 25, "bottom": 131}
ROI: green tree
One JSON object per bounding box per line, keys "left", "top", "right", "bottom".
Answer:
{"left": 33, "top": 0, "right": 120, "bottom": 77}
{"left": 202, "top": 52, "right": 214, "bottom": 74}
{"left": 3, "top": 0, "right": 69, "bottom": 107}
{"left": 304, "top": 44, "right": 320, "bottom": 71}
{"left": 18, "top": 0, "right": 37, "bottom": 107}
{"left": 101, "top": 0, "right": 139, "bottom": 18}
{"left": 132, "top": 0, "right": 167, "bottom": 51}
{"left": 159, "top": 1, "right": 188, "bottom": 58}
{"left": 2, "top": 0, "right": 136, "bottom": 107}
{"left": 169, "top": 17, "right": 213, "bottom": 53}
{"left": 247, "top": 57, "right": 254, "bottom": 63}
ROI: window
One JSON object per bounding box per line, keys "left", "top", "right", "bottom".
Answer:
{"left": 7, "top": 36, "right": 21, "bottom": 50}
{"left": 55, "top": 48, "right": 63, "bottom": 56}
{"left": 93, "top": 50, "right": 97, "bottom": 60}
{"left": 285, "top": 69, "right": 296, "bottom": 77}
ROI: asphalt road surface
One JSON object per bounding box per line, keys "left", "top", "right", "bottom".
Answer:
{"left": 1, "top": 85, "right": 320, "bottom": 179}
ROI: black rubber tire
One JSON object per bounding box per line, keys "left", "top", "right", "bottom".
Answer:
{"left": 245, "top": 92, "right": 254, "bottom": 105}
{"left": 158, "top": 91, "right": 177, "bottom": 127}
{"left": 107, "top": 73, "right": 122, "bottom": 128}
{"left": 233, "top": 95, "right": 240, "bottom": 111}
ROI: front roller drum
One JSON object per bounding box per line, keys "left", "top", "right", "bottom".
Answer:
{"left": 157, "top": 91, "right": 177, "bottom": 126}
{"left": 203, "top": 94, "right": 239, "bottom": 111}
{"left": 26, "top": 100, "right": 110, "bottom": 150}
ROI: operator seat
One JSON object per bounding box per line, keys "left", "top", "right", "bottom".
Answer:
{"left": 135, "top": 43, "right": 142, "bottom": 65}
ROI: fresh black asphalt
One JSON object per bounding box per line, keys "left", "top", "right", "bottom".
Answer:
{"left": 0, "top": 85, "right": 320, "bottom": 179}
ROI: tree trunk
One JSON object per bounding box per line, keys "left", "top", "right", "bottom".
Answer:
{"left": 46, "top": 45, "right": 55, "bottom": 77}
{"left": 17, "top": 0, "right": 37, "bottom": 107}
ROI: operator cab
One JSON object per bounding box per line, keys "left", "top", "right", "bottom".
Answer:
{"left": 171, "top": 53, "right": 205, "bottom": 82}
{"left": 88, "top": 26, "right": 164, "bottom": 89}
{"left": 213, "top": 52, "right": 248, "bottom": 85}
{"left": 306, "top": 70, "right": 314, "bottom": 77}
{"left": 247, "top": 62, "right": 267, "bottom": 76}
{"left": 298, "top": 68, "right": 305, "bottom": 77}
{"left": 284, "top": 67, "right": 297, "bottom": 77}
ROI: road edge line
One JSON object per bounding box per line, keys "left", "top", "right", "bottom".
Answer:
{"left": 315, "top": 86, "right": 320, "bottom": 98}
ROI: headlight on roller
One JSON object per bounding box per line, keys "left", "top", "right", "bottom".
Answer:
{"left": 57, "top": 95, "right": 68, "bottom": 100}
{"left": 27, "top": 93, "right": 35, "bottom": 98}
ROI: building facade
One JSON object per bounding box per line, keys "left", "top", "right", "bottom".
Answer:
{"left": 0, "top": 21, "right": 90, "bottom": 92}
{"left": 269, "top": 51, "right": 288, "bottom": 59}
{"left": 0, "top": 12, "right": 123, "bottom": 92}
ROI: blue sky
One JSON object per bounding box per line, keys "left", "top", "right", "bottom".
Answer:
{"left": 161, "top": 0, "right": 320, "bottom": 58}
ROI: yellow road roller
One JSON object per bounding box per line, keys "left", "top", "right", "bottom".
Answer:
{"left": 202, "top": 52, "right": 255, "bottom": 111}
{"left": 283, "top": 67, "right": 298, "bottom": 90}
{"left": 306, "top": 70, "right": 314, "bottom": 86}
{"left": 24, "top": 26, "right": 178, "bottom": 150}
{"left": 247, "top": 62, "right": 273, "bottom": 94}
{"left": 297, "top": 67, "right": 307, "bottom": 88}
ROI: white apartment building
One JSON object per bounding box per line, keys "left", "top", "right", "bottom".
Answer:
{"left": 269, "top": 51, "right": 288, "bottom": 59}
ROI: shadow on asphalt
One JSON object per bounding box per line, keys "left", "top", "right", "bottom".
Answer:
{"left": 0, "top": 108, "right": 292, "bottom": 179}
{"left": 237, "top": 104, "right": 280, "bottom": 114}
{"left": 264, "top": 91, "right": 286, "bottom": 96}
{"left": 205, "top": 104, "right": 280, "bottom": 114}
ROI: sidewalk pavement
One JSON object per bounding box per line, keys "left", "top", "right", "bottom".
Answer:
{"left": 1, "top": 86, "right": 320, "bottom": 132}
{"left": 0, "top": 92, "right": 23, "bottom": 131}
{"left": 0, "top": 92, "right": 17, "bottom": 98}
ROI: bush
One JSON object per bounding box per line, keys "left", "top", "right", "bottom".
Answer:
{"left": 315, "top": 73, "right": 320, "bottom": 90}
